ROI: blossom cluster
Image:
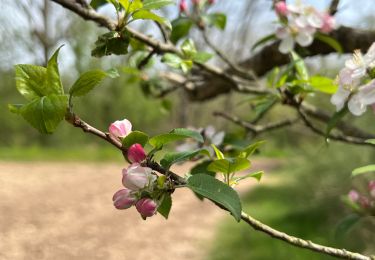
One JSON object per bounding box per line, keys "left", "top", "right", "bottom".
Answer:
{"left": 274, "top": 1, "right": 336, "bottom": 54}
{"left": 331, "top": 43, "right": 375, "bottom": 116}
{"left": 347, "top": 180, "right": 375, "bottom": 214}
{"left": 109, "top": 119, "right": 159, "bottom": 219}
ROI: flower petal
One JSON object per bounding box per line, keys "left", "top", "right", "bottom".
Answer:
{"left": 348, "top": 94, "right": 367, "bottom": 116}
{"left": 279, "top": 37, "right": 295, "bottom": 54}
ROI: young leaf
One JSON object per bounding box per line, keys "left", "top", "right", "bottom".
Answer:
{"left": 234, "top": 171, "right": 264, "bottom": 183}
{"left": 128, "top": 0, "right": 143, "bottom": 13}
{"left": 181, "top": 39, "right": 197, "bottom": 58}
{"left": 160, "top": 149, "right": 202, "bottom": 169}
{"left": 119, "top": 0, "right": 130, "bottom": 10}
{"left": 69, "top": 70, "right": 108, "bottom": 97}
{"left": 91, "top": 31, "right": 130, "bottom": 57}
{"left": 365, "top": 139, "right": 375, "bottom": 145}
{"left": 161, "top": 53, "right": 183, "bottom": 69}
{"left": 170, "top": 18, "right": 193, "bottom": 44}
{"left": 238, "top": 141, "right": 265, "bottom": 158}
{"left": 90, "top": 0, "right": 108, "bottom": 9}
{"left": 193, "top": 52, "right": 213, "bottom": 63}
{"left": 157, "top": 193, "right": 172, "bottom": 219}
{"left": 143, "top": 0, "right": 174, "bottom": 9}
{"left": 315, "top": 33, "right": 343, "bottom": 53}
{"left": 122, "top": 131, "right": 149, "bottom": 148}
{"left": 309, "top": 76, "right": 338, "bottom": 94}
{"left": 291, "top": 51, "right": 309, "bottom": 81}
{"left": 202, "top": 13, "right": 227, "bottom": 30}
{"left": 46, "top": 46, "right": 64, "bottom": 96}
{"left": 211, "top": 144, "right": 224, "bottom": 159}
{"left": 251, "top": 34, "right": 276, "bottom": 51}
{"left": 207, "top": 158, "right": 251, "bottom": 175}
{"left": 149, "top": 128, "right": 203, "bottom": 148}
{"left": 14, "top": 65, "right": 47, "bottom": 100}
{"left": 132, "top": 10, "right": 171, "bottom": 29}
{"left": 19, "top": 95, "right": 68, "bottom": 134}
{"left": 352, "top": 164, "right": 375, "bottom": 177}
{"left": 187, "top": 174, "right": 242, "bottom": 221}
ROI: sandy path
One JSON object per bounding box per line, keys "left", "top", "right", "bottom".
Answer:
{"left": 0, "top": 159, "right": 279, "bottom": 260}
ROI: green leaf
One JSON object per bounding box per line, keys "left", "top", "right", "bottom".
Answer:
{"left": 14, "top": 64, "right": 47, "bottom": 100}
{"left": 187, "top": 174, "right": 242, "bottom": 221}
{"left": 211, "top": 144, "right": 224, "bottom": 159}
{"left": 143, "top": 0, "right": 174, "bottom": 9}
{"left": 160, "top": 149, "right": 202, "bottom": 169}
{"left": 365, "top": 139, "right": 375, "bottom": 145}
{"left": 202, "top": 13, "right": 227, "bottom": 30}
{"left": 207, "top": 158, "right": 251, "bottom": 175}
{"left": 190, "top": 160, "right": 215, "bottom": 176}
{"left": 128, "top": 0, "right": 143, "bottom": 13}
{"left": 8, "top": 104, "right": 23, "bottom": 114}
{"left": 315, "top": 33, "right": 343, "bottom": 53}
{"left": 132, "top": 10, "right": 171, "bottom": 29}
{"left": 91, "top": 31, "right": 130, "bottom": 57}
{"left": 122, "top": 131, "right": 149, "bottom": 148}
{"left": 234, "top": 171, "right": 264, "bottom": 183}
{"left": 69, "top": 70, "right": 108, "bottom": 97}
{"left": 309, "top": 76, "right": 338, "bottom": 94}
{"left": 46, "top": 46, "right": 64, "bottom": 96}
{"left": 149, "top": 128, "right": 203, "bottom": 148}
{"left": 157, "top": 193, "right": 172, "bottom": 219}
{"left": 291, "top": 51, "right": 309, "bottom": 81}
{"left": 161, "top": 53, "right": 183, "bottom": 69}
{"left": 19, "top": 95, "right": 68, "bottom": 134}
{"left": 334, "top": 214, "right": 361, "bottom": 241}
{"left": 193, "top": 52, "right": 213, "bottom": 63}
{"left": 90, "top": 0, "right": 108, "bottom": 9}
{"left": 238, "top": 141, "right": 265, "bottom": 158}
{"left": 171, "top": 18, "right": 193, "bottom": 44}
{"left": 119, "top": 0, "right": 130, "bottom": 10}
{"left": 107, "top": 0, "right": 120, "bottom": 10}
{"left": 181, "top": 39, "right": 197, "bottom": 58}
{"left": 251, "top": 34, "right": 276, "bottom": 51}
{"left": 352, "top": 164, "right": 375, "bottom": 177}
{"left": 326, "top": 106, "right": 348, "bottom": 137}
{"left": 180, "top": 59, "right": 193, "bottom": 73}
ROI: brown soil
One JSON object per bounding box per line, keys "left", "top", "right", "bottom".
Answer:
{"left": 0, "top": 159, "right": 280, "bottom": 260}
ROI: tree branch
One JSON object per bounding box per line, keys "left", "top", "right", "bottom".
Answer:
{"left": 241, "top": 212, "right": 374, "bottom": 260}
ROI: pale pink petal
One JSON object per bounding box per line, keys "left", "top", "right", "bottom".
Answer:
{"left": 356, "top": 80, "right": 375, "bottom": 105}
{"left": 296, "top": 31, "right": 314, "bottom": 47}
{"left": 331, "top": 87, "right": 350, "bottom": 111}
{"left": 279, "top": 37, "right": 295, "bottom": 54}
{"left": 348, "top": 94, "right": 367, "bottom": 116}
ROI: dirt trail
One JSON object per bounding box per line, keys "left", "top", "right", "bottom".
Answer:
{"left": 0, "top": 159, "right": 280, "bottom": 260}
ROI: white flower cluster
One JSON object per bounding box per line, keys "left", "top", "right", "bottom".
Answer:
{"left": 275, "top": 1, "right": 336, "bottom": 54}
{"left": 331, "top": 43, "right": 375, "bottom": 116}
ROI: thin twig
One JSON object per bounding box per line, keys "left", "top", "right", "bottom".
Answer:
{"left": 241, "top": 212, "right": 374, "bottom": 260}
{"left": 329, "top": 0, "right": 340, "bottom": 15}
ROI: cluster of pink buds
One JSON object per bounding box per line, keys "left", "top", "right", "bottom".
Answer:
{"left": 331, "top": 43, "right": 375, "bottom": 116}
{"left": 179, "top": 0, "right": 215, "bottom": 14}
{"left": 274, "top": 1, "right": 336, "bottom": 53}
{"left": 109, "top": 119, "right": 159, "bottom": 219}
{"left": 347, "top": 180, "right": 375, "bottom": 215}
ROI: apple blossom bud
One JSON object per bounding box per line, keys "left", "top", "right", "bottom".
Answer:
{"left": 179, "top": 0, "right": 188, "bottom": 13}
{"left": 275, "top": 1, "right": 288, "bottom": 17}
{"left": 127, "top": 144, "right": 146, "bottom": 163}
{"left": 359, "top": 196, "right": 370, "bottom": 209}
{"left": 136, "top": 198, "right": 158, "bottom": 219}
{"left": 348, "top": 190, "right": 359, "bottom": 202}
{"left": 112, "top": 189, "right": 137, "bottom": 209}
{"left": 369, "top": 180, "right": 375, "bottom": 198}
{"left": 109, "top": 119, "right": 132, "bottom": 139}
{"left": 320, "top": 14, "right": 336, "bottom": 34}
{"left": 122, "top": 163, "right": 156, "bottom": 191}
{"left": 207, "top": 0, "right": 215, "bottom": 5}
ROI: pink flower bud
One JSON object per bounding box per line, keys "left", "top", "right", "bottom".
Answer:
{"left": 348, "top": 190, "right": 360, "bottom": 202}
{"left": 136, "top": 198, "right": 158, "bottom": 219}
{"left": 207, "top": 0, "right": 215, "bottom": 5}
{"left": 112, "top": 189, "right": 137, "bottom": 209}
{"left": 369, "top": 180, "right": 375, "bottom": 198}
{"left": 127, "top": 144, "right": 146, "bottom": 163}
{"left": 179, "top": 0, "right": 188, "bottom": 13}
{"left": 359, "top": 196, "right": 370, "bottom": 209}
{"left": 275, "top": 1, "right": 288, "bottom": 17}
{"left": 320, "top": 14, "right": 336, "bottom": 34}
{"left": 122, "top": 163, "right": 156, "bottom": 191}
{"left": 109, "top": 119, "right": 132, "bottom": 139}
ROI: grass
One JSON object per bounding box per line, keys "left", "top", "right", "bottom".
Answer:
{"left": 208, "top": 143, "right": 375, "bottom": 260}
